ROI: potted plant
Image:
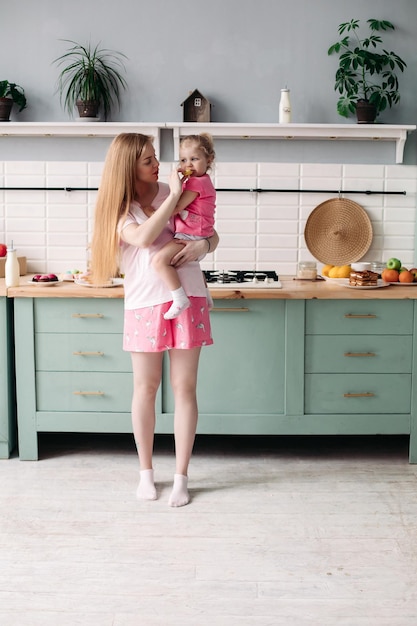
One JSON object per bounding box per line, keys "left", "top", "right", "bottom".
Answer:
{"left": 0, "top": 81, "right": 27, "bottom": 121}
{"left": 328, "top": 19, "right": 407, "bottom": 123}
{"left": 53, "top": 40, "right": 128, "bottom": 121}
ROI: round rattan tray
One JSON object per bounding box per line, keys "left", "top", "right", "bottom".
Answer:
{"left": 304, "top": 198, "right": 373, "bottom": 265}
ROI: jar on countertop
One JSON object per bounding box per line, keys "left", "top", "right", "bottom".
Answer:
{"left": 297, "top": 261, "right": 317, "bottom": 280}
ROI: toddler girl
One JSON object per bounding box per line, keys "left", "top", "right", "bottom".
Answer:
{"left": 152, "top": 133, "right": 216, "bottom": 319}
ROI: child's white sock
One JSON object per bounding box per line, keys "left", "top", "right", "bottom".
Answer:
{"left": 164, "top": 287, "right": 190, "bottom": 320}
{"left": 168, "top": 474, "right": 190, "bottom": 507}
{"left": 136, "top": 468, "right": 157, "bottom": 501}
{"left": 206, "top": 287, "right": 214, "bottom": 310}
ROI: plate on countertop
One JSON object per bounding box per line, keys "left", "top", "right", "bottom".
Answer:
{"left": 74, "top": 277, "right": 124, "bottom": 288}
{"left": 342, "top": 279, "right": 390, "bottom": 290}
{"left": 385, "top": 281, "right": 417, "bottom": 286}
{"left": 27, "top": 279, "right": 62, "bottom": 287}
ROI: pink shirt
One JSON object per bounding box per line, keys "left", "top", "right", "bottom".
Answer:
{"left": 119, "top": 183, "right": 207, "bottom": 310}
{"left": 175, "top": 173, "right": 215, "bottom": 238}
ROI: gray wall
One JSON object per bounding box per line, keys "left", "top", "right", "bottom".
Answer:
{"left": 2, "top": 0, "right": 417, "bottom": 163}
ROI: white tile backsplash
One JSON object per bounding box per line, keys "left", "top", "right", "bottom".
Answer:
{"left": 0, "top": 160, "right": 416, "bottom": 275}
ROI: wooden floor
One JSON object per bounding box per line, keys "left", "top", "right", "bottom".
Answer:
{"left": 1, "top": 433, "right": 417, "bottom": 625}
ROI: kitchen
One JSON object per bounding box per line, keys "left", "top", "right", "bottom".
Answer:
{"left": 2, "top": 1, "right": 417, "bottom": 624}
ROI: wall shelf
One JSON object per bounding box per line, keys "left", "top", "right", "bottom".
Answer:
{"left": 0, "top": 122, "right": 415, "bottom": 163}
{"left": 169, "top": 123, "right": 416, "bottom": 163}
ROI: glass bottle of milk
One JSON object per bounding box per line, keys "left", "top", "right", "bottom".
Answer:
{"left": 279, "top": 88, "right": 291, "bottom": 123}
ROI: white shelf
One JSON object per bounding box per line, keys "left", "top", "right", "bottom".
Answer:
{"left": 0, "top": 122, "right": 415, "bottom": 163}
{"left": 169, "top": 123, "right": 417, "bottom": 163}
{"left": 0, "top": 122, "right": 162, "bottom": 158}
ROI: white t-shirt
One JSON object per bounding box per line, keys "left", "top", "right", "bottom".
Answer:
{"left": 119, "top": 183, "right": 207, "bottom": 310}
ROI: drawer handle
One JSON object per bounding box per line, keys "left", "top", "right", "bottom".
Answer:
{"left": 344, "top": 392, "right": 375, "bottom": 398}
{"left": 73, "top": 351, "right": 104, "bottom": 356}
{"left": 73, "top": 391, "right": 105, "bottom": 396}
{"left": 344, "top": 314, "right": 377, "bottom": 319}
{"left": 211, "top": 307, "right": 250, "bottom": 312}
{"left": 72, "top": 313, "right": 104, "bottom": 318}
{"left": 344, "top": 352, "right": 376, "bottom": 357}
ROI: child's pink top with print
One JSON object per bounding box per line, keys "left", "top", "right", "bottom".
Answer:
{"left": 119, "top": 183, "right": 207, "bottom": 310}
{"left": 175, "top": 173, "right": 215, "bottom": 238}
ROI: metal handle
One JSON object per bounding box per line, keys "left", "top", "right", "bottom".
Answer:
{"left": 72, "top": 351, "right": 104, "bottom": 356}
{"left": 211, "top": 307, "right": 250, "bottom": 312}
{"left": 344, "top": 314, "right": 377, "bottom": 319}
{"left": 344, "top": 392, "right": 375, "bottom": 398}
{"left": 71, "top": 313, "right": 104, "bottom": 318}
{"left": 344, "top": 352, "right": 376, "bottom": 357}
{"left": 73, "top": 391, "right": 105, "bottom": 396}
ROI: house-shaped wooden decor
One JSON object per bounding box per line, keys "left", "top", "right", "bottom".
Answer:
{"left": 181, "top": 89, "right": 211, "bottom": 122}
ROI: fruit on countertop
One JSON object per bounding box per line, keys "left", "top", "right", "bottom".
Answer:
{"left": 324, "top": 264, "right": 351, "bottom": 279}
{"left": 386, "top": 257, "right": 402, "bottom": 270}
{"left": 381, "top": 268, "right": 400, "bottom": 283}
{"left": 32, "top": 273, "right": 59, "bottom": 283}
{"left": 0, "top": 244, "right": 6, "bottom": 257}
{"left": 399, "top": 270, "right": 414, "bottom": 283}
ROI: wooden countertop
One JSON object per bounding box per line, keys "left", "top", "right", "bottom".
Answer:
{"left": 6, "top": 275, "right": 417, "bottom": 300}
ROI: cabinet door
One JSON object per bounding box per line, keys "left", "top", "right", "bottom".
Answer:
{"left": 162, "top": 300, "right": 286, "bottom": 415}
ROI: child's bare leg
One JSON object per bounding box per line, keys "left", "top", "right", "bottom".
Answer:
{"left": 152, "top": 241, "right": 190, "bottom": 319}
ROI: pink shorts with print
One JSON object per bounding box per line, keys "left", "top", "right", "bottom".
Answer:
{"left": 123, "top": 297, "right": 213, "bottom": 352}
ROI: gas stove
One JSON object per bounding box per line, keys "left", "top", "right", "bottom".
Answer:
{"left": 203, "top": 270, "right": 282, "bottom": 289}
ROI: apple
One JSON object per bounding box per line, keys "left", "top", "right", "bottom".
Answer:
{"left": 0, "top": 244, "right": 6, "bottom": 257}
{"left": 409, "top": 268, "right": 417, "bottom": 282}
{"left": 386, "top": 258, "right": 401, "bottom": 270}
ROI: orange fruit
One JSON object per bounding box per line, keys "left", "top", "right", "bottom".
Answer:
{"left": 381, "top": 269, "right": 399, "bottom": 282}
{"left": 399, "top": 270, "right": 414, "bottom": 283}
{"left": 321, "top": 264, "right": 334, "bottom": 277}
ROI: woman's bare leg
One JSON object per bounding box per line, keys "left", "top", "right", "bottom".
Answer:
{"left": 168, "top": 347, "right": 201, "bottom": 506}
{"left": 130, "top": 351, "right": 163, "bottom": 500}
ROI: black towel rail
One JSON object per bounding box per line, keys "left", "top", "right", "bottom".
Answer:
{"left": 0, "top": 186, "right": 407, "bottom": 195}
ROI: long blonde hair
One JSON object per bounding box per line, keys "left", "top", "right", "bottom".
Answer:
{"left": 90, "top": 133, "right": 152, "bottom": 284}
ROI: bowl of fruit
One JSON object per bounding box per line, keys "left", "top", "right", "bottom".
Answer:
{"left": 381, "top": 258, "right": 417, "bottom": 285}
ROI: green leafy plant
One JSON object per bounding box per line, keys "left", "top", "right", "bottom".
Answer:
{"left": 328, "top": 19, "right": 407, "bottom": 119}
{"left": 53, "top": 40, "right": 128, "bottom": 120}
{"left": 0, "top": 81, "right": 27, "bottom": 112}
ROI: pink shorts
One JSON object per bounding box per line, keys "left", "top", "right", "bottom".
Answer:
{"left": 123, "top": 297, "right": 213, "bottom": 352}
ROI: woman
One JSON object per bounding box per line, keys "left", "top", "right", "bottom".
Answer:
{"left": 90, "top": 133, "right": 218, "bottom": 507}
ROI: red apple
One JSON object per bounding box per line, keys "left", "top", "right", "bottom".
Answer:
{"left": 409, "top": 268, "right": 417, "bottom": 282}
{"left": 0, "top": 244, "right": 6, "bottom": 257}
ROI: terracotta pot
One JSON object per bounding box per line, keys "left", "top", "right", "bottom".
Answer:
{"left": 0, "top": 98, "right": 13, "bottom": 122}
{"left": 355, "top": 100, "right": 377, "bottom": 124}
{"left": 76, "top": 100, "right": 99, "bottom": 119}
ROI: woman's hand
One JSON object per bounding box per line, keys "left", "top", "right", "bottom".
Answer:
{"left": 170, "top": 239, "right": 207, "bottom": 267}
{"left": 168, "top": 167, "right": 182, "bottom": 203}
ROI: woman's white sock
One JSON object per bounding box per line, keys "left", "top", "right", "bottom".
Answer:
{"left": 136, "top": 468, "right": 157, "bottom": 501}
{"left": 168, "top": 474, "right": 190, "bottom": 507}
{"left": 164, "top": 287, "right": 190, "bottom": 320}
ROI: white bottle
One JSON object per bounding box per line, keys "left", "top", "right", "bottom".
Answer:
{"left": 5, "top": 241, "right": 20, "bottom": 287}
{"left": 279, "top": 88, "right": 291, "bottom": 123}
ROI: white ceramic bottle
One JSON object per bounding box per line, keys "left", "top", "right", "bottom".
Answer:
{"left": 5, "top": 241, "right": 20, "bottom": 287}
{"left": 279, "top": 88, "right": 291, "bottom": 123}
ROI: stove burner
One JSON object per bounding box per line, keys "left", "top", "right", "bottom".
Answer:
{"left": 203, "top": 270, "right": 279, "bottom": 284}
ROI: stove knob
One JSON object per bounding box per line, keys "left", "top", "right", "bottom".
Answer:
{"left": 252, "top": 276, "right": 258, "bottom": 283}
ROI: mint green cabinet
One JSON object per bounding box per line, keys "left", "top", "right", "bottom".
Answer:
{"left": 12, "top": 296, "right": 417, "bottom": 463}
{"left": 160, "top": 300, "right": 291, "bottom": 432}
{"left": 0, "top": 297, "right": 16, "bottom": 458}
{"left": 14, "top": 298, "right": 134, "bottom": 460}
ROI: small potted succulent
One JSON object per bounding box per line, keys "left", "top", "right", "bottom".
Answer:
{"left": 0, "top": 81, "right": 27, "bottom": 121}
{"left": 328, "top": 19, "right": 407, "bottom": 123}
{"left": 53, "top": 39, "right": 128, "bottom": 121}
